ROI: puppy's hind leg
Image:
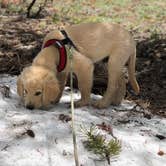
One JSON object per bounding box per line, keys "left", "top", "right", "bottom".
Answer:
{"left": 92, "top": 50, "right": 129, "bottom": 109}
{"left": 110, "top": 72, "right": 126, "bottom": 105}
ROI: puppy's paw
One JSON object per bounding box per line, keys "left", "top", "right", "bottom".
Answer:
{"left": 74, "top": 99, "right": 89, "bottom": 108}
{"left": 66, "top": 100, "right": 89, "bottom": 108}
{"left": 110, "top": 99, "right": 122, "bottom": 106}
{"left": 91, "top": 99, "right": 109, "bottom": 109}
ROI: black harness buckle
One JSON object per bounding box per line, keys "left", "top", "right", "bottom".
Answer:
{"left": 60, "top": 30, "right": 78, "bottom": 51}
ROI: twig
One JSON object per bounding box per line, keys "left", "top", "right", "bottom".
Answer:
{"left": 27, "top": 0, "right": 48, "bottom": 18}
{"left": 27, "top": 0, "right": 36, "bottom": 18}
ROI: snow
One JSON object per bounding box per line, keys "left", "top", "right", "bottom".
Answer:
{"left": 0, "top": 75, "right": 166, "bottom": 166}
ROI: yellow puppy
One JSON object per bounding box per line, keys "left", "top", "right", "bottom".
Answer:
{"left": 17, "top": 22, "right": 139, "bottom": 109}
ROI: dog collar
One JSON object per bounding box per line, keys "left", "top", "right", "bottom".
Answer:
{"left": 43, "top": 39, "right": 67, "bottom": 72}
{"left": 43, "top": 30, "right": 78, "bottom": 72}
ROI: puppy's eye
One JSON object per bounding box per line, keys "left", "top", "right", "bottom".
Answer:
{"left": 34, "top": 91, "right": 42, "bottom": 96}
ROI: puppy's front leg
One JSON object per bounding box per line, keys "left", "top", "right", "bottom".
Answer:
{"left": 73, "top": 52, "right": 94, "bottom": 107}
{"left": 55, "top": 72, "right": 68, "bottom": 103}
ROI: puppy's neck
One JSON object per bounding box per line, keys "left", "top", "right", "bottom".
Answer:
{"left": 33, "top": 46, "right": 60, "bottom": 74}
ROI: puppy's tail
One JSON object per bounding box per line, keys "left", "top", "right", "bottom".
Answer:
{"left": 128, "top": 48, "right": 140, "bottom": 94}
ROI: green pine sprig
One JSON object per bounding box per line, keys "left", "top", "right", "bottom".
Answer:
{"left": 81, "top": 125, "right": 121, "bottom": 165}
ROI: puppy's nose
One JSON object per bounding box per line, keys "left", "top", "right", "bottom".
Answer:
{"left": 26, "top": 104, "right": 34, "bottom": 110}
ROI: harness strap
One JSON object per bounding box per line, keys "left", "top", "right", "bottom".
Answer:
{"left": 43, "top": 39, "right": 67, "bottom": 72}
{"left": 60, "top": 30, "right": 78, "bottom": 51}
{"left": 43, "top": 30, "right": 77, "bottom": 72}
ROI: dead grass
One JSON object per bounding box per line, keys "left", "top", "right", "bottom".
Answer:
{"left": 51, "top": 0, "right": 166, "bottom": 33}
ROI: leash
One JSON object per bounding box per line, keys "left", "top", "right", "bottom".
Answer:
{"left": 44, "top": 31, "right": 79, "bottom": 165}
{"left": 68, "top": 48, "right": 79, "bottom": 166}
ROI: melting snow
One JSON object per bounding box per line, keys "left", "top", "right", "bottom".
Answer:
{"left": 0, "top": 75, "right": 166, "bottom": 166}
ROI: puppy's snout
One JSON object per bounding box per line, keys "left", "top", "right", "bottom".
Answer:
{"left": 26, "top": 104, "right": 34, "bottom": 110}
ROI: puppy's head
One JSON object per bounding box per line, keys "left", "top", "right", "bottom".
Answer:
{"left": 17, "top": 66, "right": 60, "bottom": 109}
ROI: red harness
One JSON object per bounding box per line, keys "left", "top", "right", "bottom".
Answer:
{"left": 43, "top": 39, "right": 67, "bottom": 72}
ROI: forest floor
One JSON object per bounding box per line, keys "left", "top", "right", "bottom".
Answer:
{"left": 0, "top": 1, "right": 166, "bottom": 165}
{"left": 0, "top": 0, "right": 166, "bottom": 117}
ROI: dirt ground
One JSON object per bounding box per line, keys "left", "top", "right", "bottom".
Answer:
{"left": 0, "top": 14, "right": 165, "bottom": 117}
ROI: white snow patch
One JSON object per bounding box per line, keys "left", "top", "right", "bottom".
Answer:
{"left": 0, "top": 74, "right": 166, "bottom": 166}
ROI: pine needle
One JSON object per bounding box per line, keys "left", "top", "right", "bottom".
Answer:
{"left": 81, "top": 125, "right": 121, "bottom": 165}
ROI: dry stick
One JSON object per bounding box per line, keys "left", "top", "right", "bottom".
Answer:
{"left": 27, "top": 0, "right": 36, "bottom": 18}
{"left": 27, "top": 0, "right": 48, "bottom": 18}
{"left": 69, "top": 49, "right": 79, "bottom": 166}
{"left": 33, "top": 0, "right": 48, "bottom": 18}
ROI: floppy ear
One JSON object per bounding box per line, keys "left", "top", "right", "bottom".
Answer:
{"left": 43, "top": 79, "right": 60, "bottom": 106}
{"left": 17, "top": 75, "right": 24, "bottom": 97}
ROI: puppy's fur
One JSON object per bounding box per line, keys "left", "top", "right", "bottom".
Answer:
{"left": 17, "top": 62, "right": 60, "bottom": 109}
{"left": 17, "top": 22, "right": 139, "bottom": 109}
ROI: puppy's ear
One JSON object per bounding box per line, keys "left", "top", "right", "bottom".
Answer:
{"left": 43, "top": 79, "right": 60, "bottom": 106}
{"left": 17, "top": 75, "right": 24, "bottom": 97}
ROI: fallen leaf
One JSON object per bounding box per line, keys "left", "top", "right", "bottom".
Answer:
{"left": 58, "top": 114, "right": 71, "bottom": 122}
{"left": 96, "top": 122, "right": 116, "bottom": 138}
{"left": 158, "top": 150, "right": 165, "bottom": 156}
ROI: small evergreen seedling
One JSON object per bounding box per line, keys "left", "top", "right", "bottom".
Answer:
{"left": 81, "top": 125, "right": 121, "bottom": 165}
